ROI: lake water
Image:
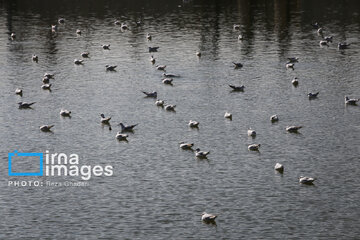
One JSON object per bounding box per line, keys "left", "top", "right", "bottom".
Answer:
{"left": 1, "top": 0, "right": 360, "bottom": 239}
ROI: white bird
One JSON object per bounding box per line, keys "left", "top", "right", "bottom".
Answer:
{"left": 233, "top": 24, "right": 240, "bottom": 30}
{"left": 102, "top": 44, "right": 110, "bottom": 50}
{"left": 120, "top": 23, "right": 128, "bottom": 30}
{"left": 286, "top": 63, "right": 294, "bottom": 69}
{"left": 32, "top": 55, "right": 38, "bottom": 62}
{"left": 270, "top": 115, "right": 279, "bottom": 122}
{"left": 42, "top": 77, "right": 50, "bottom": 84}
{"left": 345, "top": 96, "right": 359, "bottom": 105}
{"left": 238, "top": 34, "right": 243, "bottom": 40}
{"left": 41, "top": 83, "right": 52, "bottom": 90}
{"left": 201, "top": 212, "right": 217, "bottom": 222}
{"left": 18, "top": 102, "right": 35, "bottom": 109}
{"left": 11, "top": 33, "right": 16, "bottom": 39}
{"left": 155, "top": 99, "right": 165, "bottom": 106}
{"left": 146, "top": 33, "right": 152, "bottom": 40}
{"left": 224, "top": 112, "right": 232, "bottom": 119}
{"left": 15, "top": 88, "right": 23, "bottom": 95}
{"left": 100, "top": 114, "right": 111, "bottom": 124}
{"left": 286, "top": 126, "right": 302, "bottom": 132}
{"left": 319, "top": 40, "right": 328, "bottom": 46}
{"left": 116, "top": 132, "right": 128, "bottom": 141}
{"left": 248, "top": 144, "right": 260, "bottom": 151}
{"left": 156, "top": 65, "right": 166, "bottom": 71}
{"left": 317, "top": 27, "right": 323, "bottom": 34}
{"left": 74, "top": 59, "right": 83, "bottom": 65}
{"left": 179, "top": 142, "right": 194, "bottom": 150}
{"left": 105, "top": 65, "right": 117, "bottom": 71}
{"left": 247, "top": 129, "right": 256, "bottom": 137}
{"left": 274, "top": 163, "right": 284, "bottom": 173}
{"left": 165, "top": 104, "right": 176, "bottom": 111}
{"left": 51, "top": 25, "right": 57, "bottom": 31}
{"left": 58, "top": 18, "right": 65, "bottom": 24}
{"left": 142, "top": 91, "right": 157, "bottom": 98}
{"left": 292, "top": 77, "right": 299, "bottom": 86}
{"left": 188, "top": 120, "right": 199, "bottom": 128}
{"left": 114, "top": 20, "right": 120, "bottom": 25}
{"left": 40, "top": 125, "right": 54, "bottom": 132}
{"left": 196, "top": 51, "right": 201, "bottom": 57}
{"left": 162, "top": 78, "right": 173, "bottom": 85}
{"left": 163, "top": 73, "right": 180, "bottom": 78}
{"left": 60, "top": 109, "right": 71, "bottom": 117}
{"left": 195, "top": 148, "right": 210, "bottom": 158}
{"left": 76, "top": 29, "right": 81, "bottom": 35}
{"left": 81, "top": 52, "right": 90, "bottom": 58}
{"left": 299, "top": 176, "right": 316, "bottom": 185}
{"left": 150, "top": 55, "right": 156, "bottom": 64}
{"left": 44, "top": 73, "right": 54, "bottom": 79}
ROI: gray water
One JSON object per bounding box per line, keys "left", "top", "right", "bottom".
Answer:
{"left": 1, "top": 0, "right": 360, "bottom": 239}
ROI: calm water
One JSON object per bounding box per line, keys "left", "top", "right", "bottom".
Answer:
{"left": 1, "top": 0, "right": 360, "bottom": 239}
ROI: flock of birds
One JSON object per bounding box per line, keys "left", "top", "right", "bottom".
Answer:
{"left": 9, "top": 18, "right": 359, "bottom": 224}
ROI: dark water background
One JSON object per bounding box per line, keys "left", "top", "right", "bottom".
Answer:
{"left": 0, "top": 0, "right": 360, "bottom": 239}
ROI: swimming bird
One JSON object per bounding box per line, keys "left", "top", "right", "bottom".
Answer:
{"left": 247, "top": 129, "right": 256, "bottom": 137}
{"left": 292, "top": 77, "right": 299, "bottom": 86}
{"left": 149, "top": 47, "right": 159, "bottom": 52}
{"left": 11, "top": 33, "right": 16, "bottom": 39}
{"left": 74, "top": 59, "right": 83, "bottom": 65}
{"left": 196, "top": 51, "right": 201, "bottom": 57}
{"left": 155, "top": 99, "right": 165, "bottom": 106}
{"left": 286, "top": 63, "right": 294, "bottom": 69}
{"left": 100, "top": 114, "right": 111, "bottom": 124}
{"left": 299, "top": 176, "right": 316, "bottom": 185}
{"left": 18, "top": 102, "right": 35, "bottom": 109}
{"left": 40, "top": 125, "right": 54, "bottom": 132}
{"left": 41, "top": 83, "right": 52, "bottom": 90}
{"left": 32, "top": 55, "right": 38, "bottom": 62}
{"left": 188, "top": 120, "right": 199, "bottom": 128}
{"left": 60, "top": 109, "right": 71, "bottom": 117}
{"left": 44, "top": 73, "right": 54, "bottom": 79}
{"left": 317, "top": 27, "right": 323, "bottom": 34}
{"left": 102, "top": 44, "right": 110, "bottom": 50}
{"left": 150, "top": 55, "right": 156, "bottom": 64}
{"left": 201, "top": 212, "right": 217, "bottom": 222}
{"left": 119, "top": 123, "right": 138, "bottom": 132}
{"left": 232, "top": 62, "right": 243, "bottom": 68}
{"left": 120, "top": 23, "right": 128, "bottom": 30}
{"left": 270, "top": 115, "right": 279, "bottom": 122}
{"left": 338, "top": 42, "right": 350, "bottom": 49}
{"left": 156, "top": 65, "right": 166, "bottom": 71}
{"left": 162, "top": 78, "right": 173, "bottom": 85}
{"left": 238, "top": 34, "right": 243, "bottom": 40}
{"left": 179, "top": 142, "right": 194, "bottom": 150}
{"left": 248, "top": 144, "right": 260, "bottom": 151}
{"left": 287, "top": 57, "right": 299, "bottom": 63}
{"left": 308, "top": 92, "right": 319, "bottom": 99}
{"left": 233, "top": 24, "right": 240, "bottom": 30}
{"left": 229, "top": 84, "right": 245, "bottom": 91}
{"left": 162, "top": 73, "right": 180, "bottom": 78}
{"left": 105, "top": 65, "right": 117, "bottom": 71}
{"left": 15, "top": 88, "right": 23, "bottom": 96}
{"left": 286, "top": 126, "right": 302, "bottom": 133}
{"left": 164, "top": 104, "right": 176, "bottom": 111}
{"left": 274, "top": 163, "right": 284, "bottom": 173}
{"left": 345, "top": 96, "right": 359, "bottom": 105}
{"left": 51, "top": 25, "right": 57, "bottom": 31}
{"left": 146, "top": 33, "right": 152, "bottom": 40}
{"left": 195, "top": 148, "right": 210, "bottom": 158}
{"left": 311, "top": 22, "right": 320, "bottom": 29}
{"left": 58, "top": 18, "right": 65, "bottom": 24}
{"left": 116, "top": 132, "right": 128, "bottom": 141}
{"left": 324, "top": 36, "right": 333, "bottom": 42}
{"left": 319, "top": 40, "right": 328, "bottom": 46}
{"left": 142, "top": 91, "right": 157, "bottom": 98}
{"left": 224, "top": 112, "right": 232, "bottom": 119}
{"left": 114, "top": 20, "right": 120, "bottom": 25}
{"left": 81, "top": 52, "right": 89, "bottom": 58}
{"left": 42, "top": 77, "right": 50, "bottom": 84}
{"left": 76, "top": 29, "right": 81, "bottom": 35}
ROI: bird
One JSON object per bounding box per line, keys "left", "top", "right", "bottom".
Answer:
{"left": 238, "top": 34, "right": 243, "bottom": 40}
{"left": 149, "top": 47, "right": 159, "bottom": 52}
{"left": 188, "top": 120, "right": 199, "bottom": 128}
{"left": 156, "top": 65, "right": 166, "bottom": 71}
{"left": 142, "top": 91, "right": 157, "bottom": 98}
{"left": 270, "top": 115, "right": 279, "bottom": 123}
{"left": 40, "top": 125, "right": 54, "bottom": 132}
{"left": 292, "top": 77, "right": 299, "bottom": 86}
{"left": 162, "top": 73, "right": 180, "bottom": 78}
{"left": 247, "top": 129, "right": 256, "bottom": 137}
{"left": 233, "top": 24, "right": 240, "bottom": 30}
{"left": 116, "top": 132, "right": 128, "bottom": 141}
{"left": 248, "top": 144, "right": 260, "bottom": 151}
{"left": 15, "top": 88, "right": 23, "bottom": 96}
{"left": 286, "top": 63, "right": 294, "bottom": 69}
{"left": 164, "top": 104, "right": 176, "bottom": 111}
{"left": 44, "top": 73, "right": 54, "bottom": 79}
{"left": 317, "top": 27, "right": 323, "bottom": 34}
{"left": 105, "top": 65, "right": 117, "bottom": 71}
{"left": 76, "top": 29, "right": 81, "bottom": 35}
{"left": 155, "top": 99, "right": 165, "bottom": 106}
{"left": 308, "top": 92, "right": 319, "bottom": 99}
{"left": 324, "top": 36, "right": 333, "bottom": 42}
{"left": 287, "top": 57, "right": 299, "bottom": 63}
{"left": 338, "top": 42, "right": 350, "bottom": 49}
{"left": 311, "top": 22, "right": 320, "bottom": 29}
{"left": 162, "top": 78, "right": 173, "bottom": 85}
{"left": 229, "top": 84, "right": 245, "bottom": 91}
{"left": 274, "top": 163, "right": 284, "bottom": 173}
{"left": 114, "top": 20, "right": 120, "bottom": 25}
{"left": 146, "top": 33, "right": 152, "bottom": 40}
{"left": 74, "top": 59, "right": 83, "bottom": 65}
{"left": 11, "top": 33, "right": 16, "bottom": 39}
{"left": 119, "top": 123, "right": 138, "bottom": 132}
{"left": 345, "top": 96, "right": 359, "bottom": 105}
{"left": 120, "top": 23, "right": 128, "bottom": 30}
{"left": 42, "top": 77, "right": 50, "bottom": 84}
{"left": 102, "top": 44, "right": 110, "bottom": 50}
{"left": 195, "top": 148, "right": 210, "bottom": 158}
{"left": 319, "top": 40, "right": 328, "bottom": 46}
{"left": 224, "top": 112, "right": 232, "bottom": 119}
{"left": 58, "top": 18, "right": 65, "bottom": 24}
{"left": 81, "top": 52, "right": 90, "bottom": 58}
{"left": 51, "top": 25, "right": 57, "bottom": 31}
{"left": 41, "top": 83, "right": 52, "bottom": 90}
{"left": 286, "top": 126, "right": 302, "bottom": 133}
{"left": 60, "top": 109, "right": 71, "bottom": 117}
{"left": 18, "top": 102, "right": 35, "bottom": 109}
{"left": 179, "top": 142, "right": 194, "bottom": 150}
{"left": 299, "top": 176, "right": 316, "bottom": 185}
{"left": 32, "top": 55, "right": 38, "bottom": 62}
{"left": 232, "top": 62, "right": 243, "bottom": 68}
{"left": 100, "top": 114, "right": 111, "bottom": 124}
{"left": 150, "top": 55, "right": 156, "bottom": 64}
{"left": 201, "top": 212, "right": 217, "bottom": 222}
{"left": 196, "top": 51, "right": 201, "bottom": 57}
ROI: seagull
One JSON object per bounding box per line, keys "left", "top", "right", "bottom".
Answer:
{"left": 229, "top": 84, "right": 245, "bottom": 91}
{"left": 149, "top": 46, "right": 159, "bottom": 52}
{"left": 142, "top": 91, "right": 157, "bottom": 98}
{"left": 233, "top": 24, "right": 240, "bottom": 30}
{"left": 119, "top": 123, "right": 138, "bottom": 132}
{"left": 81, "top": 52, "right": 90, "bottom": 58}
{"left": 102, "top": 44, "right": 110, "bottom": 50}
{"left": 76, "top": 29, "right": 81, "bottom": 35}
{"left": 324, "top": 36, "right": 333, "bottom": 42}
{"left": 319, "top": 40, "right": 328, "bottom": 46}
{"left": 164, "top": 104, "right": 176, "bottom": 111}
{"left": 120, "top": 23, "right": 128, "bottom": 30}
{"left": 60, "top": 109, "right": 71, "bottom": 117}
{"left": 150, "top": 55, "right": 156, "bottom": 64}
{"left": 116, "top": 132, "right": 128, "bottom": 141}
{"left": 224, "top": 112, "right": 232, "bottom": 119}
{"left": 163, "top": 73, "right": 180, "bottom": 78}
{"left": 238, "top": 34, "right": 243, "bottom": 40}
{"left": 58, "top": 18, "right": 65, "bottom": 24}
{"left": 338, "top": 42, "right": 350, "bottom": 49}
{"left": 100, "top": 114, "right": 111, "bottom": 124}
{"left": 156, "top": 65, "right": 166, "bottom": 71}
{"left": 247, "top": 129, "right": 256, "bottom": 137}
{"left": 248, "top": 144, "right": 260, "bottom": 151}
{"left": 308, "top": 92, "right": 319, "bottom": 99}
{"left": 44, "top": 73, "right": 54, "bottom": 79}
{"left": 345, "top": 96, "right": 359, "bottom": 105}
{"left": 286, "top": 126, "right": 302, "bottom": 133}
{"left": 311, "top": 22, "right": 320, "bottom": 29}
{"left": 286, "top": 63, "right": 294, "bottom": 69}
{"left": 40, "top": 125, "right": 54, "bottom": 132}
{"left": 195, "top": 148, "right": 210, "bottom": 158}
{"left": 32, "top": 55, "right": 38, "bottom": 62}
{"left": 51, "top": 25, "right": 57, "bottom": 31}
{"left": 105, "top": 65, "right": 117, "bottom": 71}
{"left": 232, "top": 62, "right": 243, "bottom": 68}
{"left": 42, "top": 77, "right": 50, "bottom": 84}
{"left": 299, "top": 176, "right": 316, "bottom": 185}
{"left": 292, "top": 77, "right": 299, "bottom": 86}
{"left": 114, "top": 20, "right": 120, "bottom": 25}
{"left": 287, "top": 57, "right": 299, "bottom": 63}
{"left": 146, "top": 33, "right": 152, "bottom": 40}
{"left": 274, "top": 163, "right": 284, "bottom": 173}
{"left": 155, "top": 99, "right": 165, "bottom": 106}
{"left": 18, "top": 102, "right": 35, "bottom": 109}
{"left": 201, "top": 212, "right": 217, "bottom": 222}
{"left": 188, "top": 120, "right": 199, "bottom": 128}
{"left": 11, "top": 33, "right": 16, "bottom": 39}
{"left": 162, "top": 78, "right": 173, "bottom": 85}
{"left": 74, "top": 59, "right": 84, "bottom": 65}
{"left": 15, "top": 88, "right": 23, "bottom": 95}
{"left": 270, "top": 115, "right": 279, "bottom": 123}
{"left": 179, "top": 142, "right": 194, "bottom": 150}
{"left": 317, "top": 27, "right": 323, "bottom": 34}
{"left": 41, "top": 83, "right": 52, "bottom": 90}
{"left": 196, "top": 51, "right": 201, "bottom": 57}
